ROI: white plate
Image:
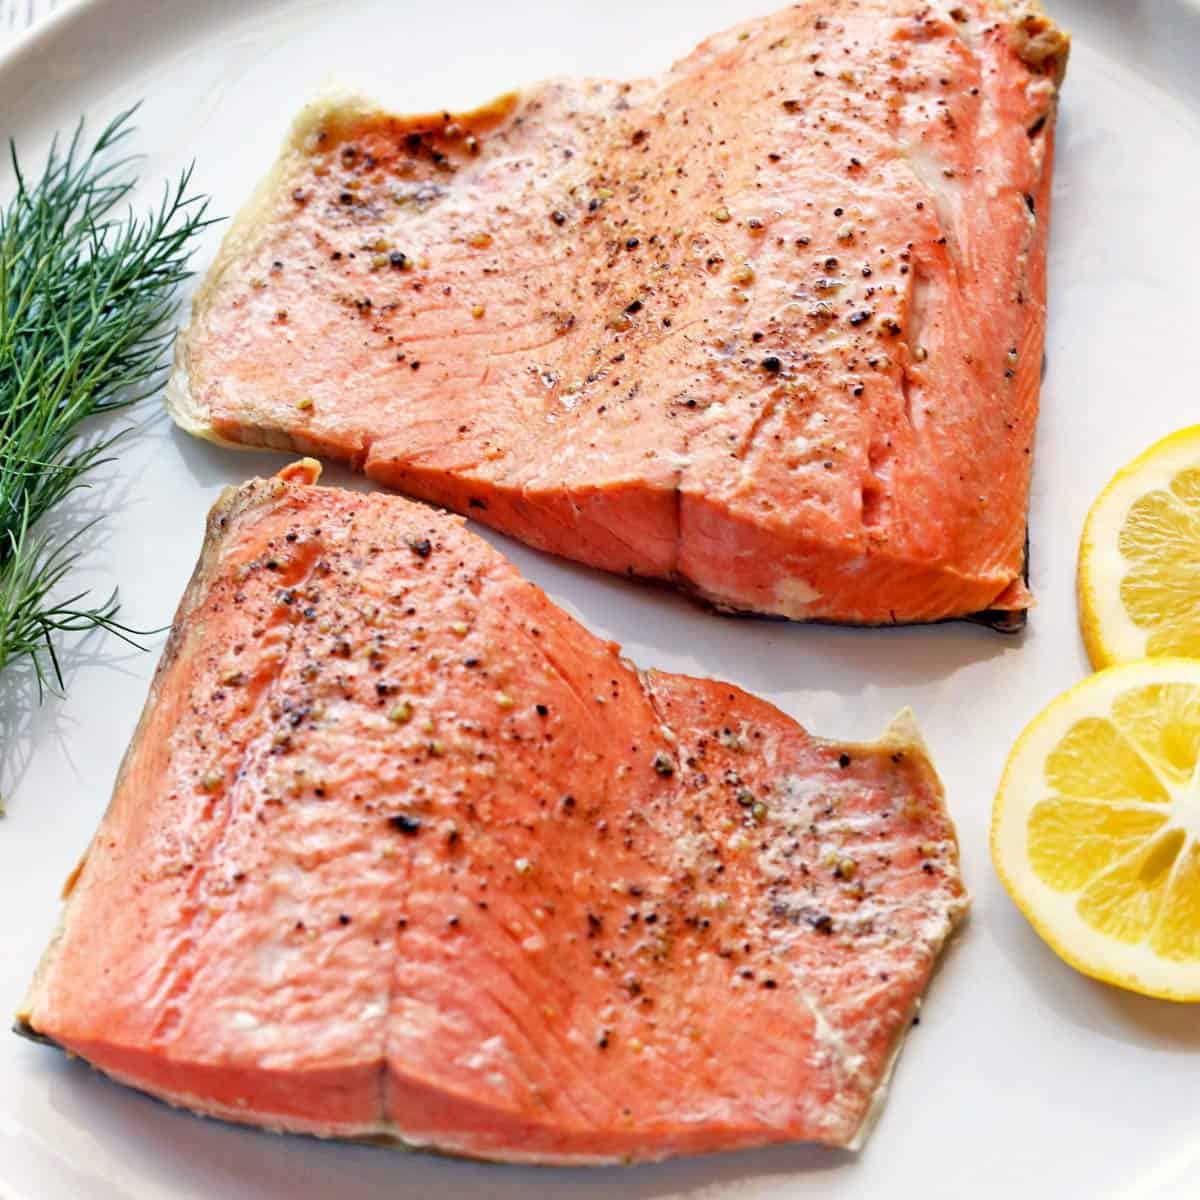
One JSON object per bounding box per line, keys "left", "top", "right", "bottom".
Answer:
{"left": 2, "top": 2, "right": 1199, "bottom": 1197}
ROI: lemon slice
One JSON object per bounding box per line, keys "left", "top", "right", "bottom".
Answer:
{"left": 992, "top": 658, "right": 1200, "bottom": 1000}
{"left": 1079, "top": 425, "right": 1200, "bottom": 669}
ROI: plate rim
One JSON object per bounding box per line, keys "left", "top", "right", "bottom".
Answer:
{"left": 2, "top": 3, "right": 1200, "bottom": 1199}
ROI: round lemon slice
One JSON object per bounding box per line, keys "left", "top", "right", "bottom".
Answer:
{"left": 1079, "top": 425, "right": 1200, "bottom": 669}
{"left": 992, "top": 658, "right": 1200, "bottom": 1001}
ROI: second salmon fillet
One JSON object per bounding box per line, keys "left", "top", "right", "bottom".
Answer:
{"left": 19, "top": 462, "right": 966, "bottom": 1163}
{"left": 169, "top": 0, "right": 1068, "bottom": 626}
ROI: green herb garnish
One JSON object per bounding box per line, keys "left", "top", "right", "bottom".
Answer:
{"left": 0, "top": 107, "right": 213, "bottom": 695}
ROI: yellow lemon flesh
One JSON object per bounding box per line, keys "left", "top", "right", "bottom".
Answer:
{"left": 1079, "top": 425, "right": 1200, "bottom": 669}
{"left": 992, "top": 659, "right": 1200, "bottom": 1000}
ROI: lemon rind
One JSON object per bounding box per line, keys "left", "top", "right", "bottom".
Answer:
{"left": 1079, "top": 425, "right": 1200, "bottom": 671}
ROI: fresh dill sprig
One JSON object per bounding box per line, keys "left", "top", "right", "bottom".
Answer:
{"left": 0, "top": 107, "right": 214, "bottom": 695}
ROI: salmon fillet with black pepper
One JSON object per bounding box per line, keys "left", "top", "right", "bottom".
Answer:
{"left": 18, "top": 461, "right": 966, "bottom": 1163}
{"left": 169, "top": 0, "right": 1067, "bottom": 629}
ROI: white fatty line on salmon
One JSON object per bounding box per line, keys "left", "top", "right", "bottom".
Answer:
{"left": 670, "top": 830, "right": 721, "bottom": 876}
{"left": 252, "top": 936, "right": 306, "bottom": 987}
{"left": 462, "top": 1034, "right": 510, "bottom": 1076}
{"left": 750, "top": 860, "right": 870, "bottom": 1100}
{"left": 772, "top": 577, "right": 823, "bottom": 616}
{"left": 952, "top": 4, "right": 1024, "bottom": 210}
{"left": 901, "top": 140, "right": 963, "bottom": 273}
{"left": 837, "top": 895, "right": 963, "bottom": 951}
{"left": 801, "top": 848, "right": 959, "bottom": 889}
{"left": 771, "top": 771, "right": 872, "bottom": 825}
{"left": 786, "top": 981, "right": 868, "bottom": 1105}
{"left": 138, "top": 626, "right": 318, "bottom": 1030}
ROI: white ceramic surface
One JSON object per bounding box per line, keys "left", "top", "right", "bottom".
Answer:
{"left": 1, "top": 2, "right": 1199, "bottom": 1197}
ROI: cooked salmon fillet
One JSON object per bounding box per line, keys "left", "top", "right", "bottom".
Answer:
{"left": 169, "top": 0, "right": 1067, "bottom": 628}
{"left": 19, "top": 462, "right": 966, "bottom": 1163}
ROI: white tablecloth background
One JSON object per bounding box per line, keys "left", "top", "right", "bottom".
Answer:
{"left": 2, "top": 0, "right": 61, "bottom": 47}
